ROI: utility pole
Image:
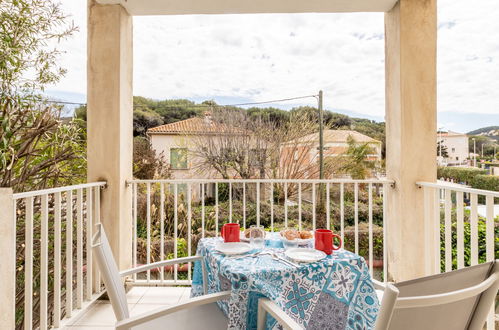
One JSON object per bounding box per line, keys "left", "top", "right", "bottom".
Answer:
{"left": 318, "top": 90, "right": 324, "bottom": 180}
{"left": 317, "top": 90, "right": 326, "bottom": 228}
{"left": 473, "top": 138, "right": 476, "bottom": 167}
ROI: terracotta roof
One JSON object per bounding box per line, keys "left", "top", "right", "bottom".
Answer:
{"left": 147, "top": 117, "right": 227, "bottom": 134}
{"left": 290, "top": 129, "right": 380, "bottom": 144}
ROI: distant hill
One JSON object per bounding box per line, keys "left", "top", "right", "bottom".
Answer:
{"left": 467, "top": 126, "right": 499, "bottom": 141}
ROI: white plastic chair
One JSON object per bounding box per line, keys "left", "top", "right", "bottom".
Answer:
{"left": 257, "top": 260, "right": 499, "bottom": 330}
{"left": 92, "top": 223, "right": 231, "bottom": 330}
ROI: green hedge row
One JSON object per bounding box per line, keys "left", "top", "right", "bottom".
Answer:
{"left": 470, "top": 174, "right": 499, "bottom": 192}
{"left": 344, "top": 223, "right": 383, "bottom": 260}
{"left": 437, "top": 167, "right": 499, "bottom": 192}
{"left": 440, "top": 220, "right": 499, "bottom": 272}
{"left": 437, "top": 167, "right": 487, "bottom": 183}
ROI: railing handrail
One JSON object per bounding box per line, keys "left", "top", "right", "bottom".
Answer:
{"left": 416, "top": 181, "right": 499, "bottom": 198}
{"left": 13, "top": 181, "right": 107, "bottom": 200}
{"left": 128, "top": 178, "right": 394, "bottom": 185}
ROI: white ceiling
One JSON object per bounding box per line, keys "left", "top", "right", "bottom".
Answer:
{"left": 96, "top": 0, "right": 399, "bottom": 15}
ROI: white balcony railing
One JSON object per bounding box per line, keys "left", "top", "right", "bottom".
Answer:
{"left": 5, "top": 178, "right": 497, "bottom": 329}
{"left": 11, "top": 182, "right": 106, "bottom": 330}
{"left": 417, "top": 181, "right": 498, "bottom": 330}
{"left": 128, "top": 178, "right": 394, "bottom": 286}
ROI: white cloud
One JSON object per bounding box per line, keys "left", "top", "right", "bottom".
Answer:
{"left": 50, "top": 1, "right": 87, "bottom": 94}
{"left": 52, "top": 0, "right": 499, "bottom": 121}
{"left": 437, "top": 0, "right": 499, "bottom": 116}
{"left": 131, "top": 12, "right": 386, "bottom": 116}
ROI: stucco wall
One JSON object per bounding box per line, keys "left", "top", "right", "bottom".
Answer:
{"left": 439, "top": 135, "right": 469, "bottom": 164}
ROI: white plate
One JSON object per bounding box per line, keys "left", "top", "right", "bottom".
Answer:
{"left": 284, "top": 248, "right": 326, "bottom": 263}
{"left": 215, "top": 242, "right": 252, "bottom": 255}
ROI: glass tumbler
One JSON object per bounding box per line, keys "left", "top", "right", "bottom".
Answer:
{"left": 249, "top": 225, "right": 265, "bottom": 250}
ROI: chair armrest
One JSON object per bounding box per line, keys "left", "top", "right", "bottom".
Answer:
{"left": 257, "top": 298, "right": 302, "bottom": 330}
{"left": 115, "top": 291, "right": 231, "bottom": 330}
{"left": 120, "top": 256, "right": 203, "bottom": 277}
{"left": 372, "top": 279, "right": 387, "bottom": 291}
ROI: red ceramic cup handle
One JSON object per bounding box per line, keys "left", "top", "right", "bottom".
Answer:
{"left": 332, "top": 234, "right": 342, "bottom": 251}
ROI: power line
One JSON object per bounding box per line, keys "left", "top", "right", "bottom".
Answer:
{"left": 12, "top": 93, "right": 319, "bottom": 109}
{"left": 133, "top": 94, "right": 318, "bottom": 109}
{"left": 45, "top": 100, "right": 86, "bottom": 106}
{"left": 0, "top": 96, "right": 87, "bottom": 106}
{"left": 132, "top": 94, "right": 319, "bottom": 109}
{"left": 220, "top": 94, "right": 318, "bottom": 107}
{"left": 132, "top": 103, "right": 210, "bottom": 109}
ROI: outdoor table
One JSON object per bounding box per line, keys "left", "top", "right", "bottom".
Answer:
{"left": 191, "top": 237, "right": 379, "bottom": 330}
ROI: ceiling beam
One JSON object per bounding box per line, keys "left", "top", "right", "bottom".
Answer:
{"left": 95, "top": 0, "right": 398, "bottom": 15}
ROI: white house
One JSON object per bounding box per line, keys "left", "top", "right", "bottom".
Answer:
{"left": 147, "top": 115, "right": 225, "bottom": 199}
{"left": 280, "top": 129, "right": 382, "bottom": 178}
{"left": 437, "top": 130, "right": 469, "bottom": 166}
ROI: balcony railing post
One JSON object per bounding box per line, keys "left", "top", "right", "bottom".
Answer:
{"left": 422, "top": 186, "right": 440, "bottom": 276}
{"left": 0, "top": 188, "right": 15, "bottom": 329}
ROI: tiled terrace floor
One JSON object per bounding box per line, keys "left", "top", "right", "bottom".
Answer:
{"left": 64, "top": 286, "right": 191, "bottom": 329}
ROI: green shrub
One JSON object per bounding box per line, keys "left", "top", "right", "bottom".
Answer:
{"left": 217, "top": 183, "right": 230, "bottom": 202}
{"left": 437, "top": 167, "right": 487, "bottom": 184}
{"left": 331, "top": 199, "right": 384, "bottom": 229}
{"left": 469, "top": 175, "right": 499, "bottom": 192}
{"left": 344, "top": 223, "right": 384, "bottom": 260}
{"left": 440, "top": 220, "right": 499, "bottom": 272}
{"left": 437, "top": 167, "right": 498, "bottom": 203}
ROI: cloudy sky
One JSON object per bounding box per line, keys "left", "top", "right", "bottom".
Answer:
{"left": 50, "top": 0, "right": 499, "bottom": 133}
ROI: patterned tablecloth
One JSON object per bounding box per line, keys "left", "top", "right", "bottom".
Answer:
{"left": 191, "top": 237, "right": 379, "bottom": 330}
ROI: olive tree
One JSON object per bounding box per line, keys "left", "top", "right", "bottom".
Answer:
{"left": 0, "top": 0, "right": 83, "bottom": 192}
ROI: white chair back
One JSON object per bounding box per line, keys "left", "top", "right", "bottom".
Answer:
{"left": 376, "top": 261, "right": 499, "bottom": 330}
{"left": 92, "top": 223, "right": 130, "bottom": 321}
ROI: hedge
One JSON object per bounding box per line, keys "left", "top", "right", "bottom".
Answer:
{"left": 437, "top": 167, "right": 499, "bottom": 199}
{"left": 440, "top": 220, "right": 499, "bottom": 272}
{"left": 437, "top": 167, "right": 487, "bottom": 184}
{"left": 469, "top": 174, "right": 499, "bottom": 192}
{"left": 344, "top": 223, "right": 384, "bottom": 260}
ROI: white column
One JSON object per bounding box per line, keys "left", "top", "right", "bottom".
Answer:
{"left": 0, "top": 188, "right": 15, "bottom": 328}
{"left": 87, "top": 1, "right": 133, "bottom": 270}
{"left": 385, "top": 0, "right": 437, "bottom": 281}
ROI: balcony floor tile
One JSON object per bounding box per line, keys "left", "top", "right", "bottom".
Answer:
{"left": 64, "top": 286, "right": 187, "bottom": 329}
{"left": 136, "top": 286, "right": 187, "bottom": 304}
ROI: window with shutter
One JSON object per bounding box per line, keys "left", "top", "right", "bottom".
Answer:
{"left": 170, "top": 148, "right": 188, "bottom": 169}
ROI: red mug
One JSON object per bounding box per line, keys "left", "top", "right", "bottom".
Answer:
{"left": 221, "top": 223, "right": 240, "bottom": 243}
{"left": 315, "top": 229, "right": 342, "bottom": 255}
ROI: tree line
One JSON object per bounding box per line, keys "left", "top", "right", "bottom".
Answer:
{"left": 75, "top": 97, "right": 387, "bottom": 154}
{"left": 73, "top": 99, "right": 386, "bottom": 181}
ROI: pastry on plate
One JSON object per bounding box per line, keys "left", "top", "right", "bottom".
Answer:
{"left": 280, "top": 229, "right": 299, "bottom": 240}
{"left": 298, "top": 231, "right": 313, "bottom": 239}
